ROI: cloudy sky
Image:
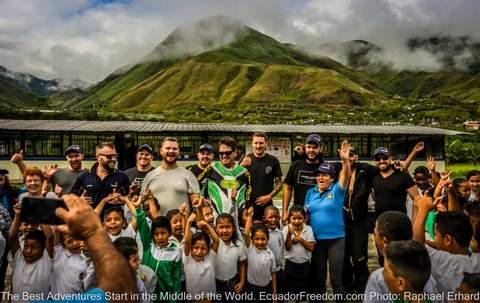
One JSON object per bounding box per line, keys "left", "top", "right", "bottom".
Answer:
{"left": 0, "top": 0, "right": 478, "bottom": 83}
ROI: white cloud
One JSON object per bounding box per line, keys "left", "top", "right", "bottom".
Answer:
{"left": 0, "top": 0, "right": 479, "bottom": 82}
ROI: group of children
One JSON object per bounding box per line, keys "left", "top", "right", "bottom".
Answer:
{"left": 5, "top": 167, "right": 480, "bottom": 302}
{"left": 6, "top": 182, "right": 318, "bottom": 303}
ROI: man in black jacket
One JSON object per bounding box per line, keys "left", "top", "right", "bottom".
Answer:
{"left": 341, "top": 147, "right": 377, "bottom": 294}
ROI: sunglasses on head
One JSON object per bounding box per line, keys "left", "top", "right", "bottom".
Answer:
{"left": 375, "top": 155, "right": 389, "bottom": 161}
{"left": 219, "top": 151, "right": 233, "bottom": 157}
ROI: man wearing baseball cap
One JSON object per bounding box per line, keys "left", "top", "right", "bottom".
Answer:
{"left": 282, "top": 133, "right": 325, "bottom": 225}
{"left": 371, "top": 146, "right": 418, "bottom": 224}
{"left": 11, "top": 145, "right": 87, "bottom": 196}
{"left": 124, "top": 144, "right": 156, "bottom": 193}
{"left": 186, "top": 143, "right": 215, "bottom": 179}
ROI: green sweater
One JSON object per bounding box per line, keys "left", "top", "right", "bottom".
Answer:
{"left": 136, "top": 209, "right": 182, "bottom": 300}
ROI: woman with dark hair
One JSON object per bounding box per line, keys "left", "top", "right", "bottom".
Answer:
{"left": 304, "top": 140, "right": 351, "bottom": 300}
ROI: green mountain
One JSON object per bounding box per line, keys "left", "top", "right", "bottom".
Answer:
{"left": 71, "top": 16, "right": 388, "bottom": 114}
{"left": 1, "top": 17, "right": 479, "bottom": 124}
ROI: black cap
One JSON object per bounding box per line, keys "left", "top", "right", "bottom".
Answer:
{"left": 306, "top": 134, "right": 322, "bottom": 145}
{"left": 349, "top": 146, "right": 356, "bottom": 154}
{"left": 198, "top": 143, "right": 214, "bottom": 153}
{"left": 314, "top": 163, "right": 336, "bottom": 175}
{"left": 0, "top": 169, "right": 9, "bottom": 176}
{"left": 373, "top": 147, "right": 390, "bottom": 157}
{"left": 137, "top": 144, "right": 154, "bottom": 154}
{"left": 414, "top": 166, "right": 430, "bottom": 176}
{"left": 65, "top": 145, "right": 82, "bottom": 155}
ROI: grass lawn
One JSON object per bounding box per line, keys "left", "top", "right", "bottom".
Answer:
{"left": 446, "top": 163, "right": 480, "bottom": 178}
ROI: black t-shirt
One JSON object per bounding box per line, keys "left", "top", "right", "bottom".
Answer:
{"left": 372, "top": 169, "right": 416, "bottom": 216}
{"left": 284, "top": 159, "right": 321, "bottom": 206}
{"left": 246, "top": 153, "right": 282, "bottom": 218}
{"left": 186, "top": 164, "right": 206, "bottom": 179}
{"left": 124, "top": 166, "right": 155, "bottom": 188}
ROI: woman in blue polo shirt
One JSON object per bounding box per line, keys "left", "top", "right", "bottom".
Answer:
{"left": 304, "top": 140, "right": 351, "bottom": 298}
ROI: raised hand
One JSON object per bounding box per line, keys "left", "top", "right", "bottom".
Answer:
{"left": 338, "top": 140, "right": 350, "bottom": 161}
{"left": 413, "top": 141, "right": 425, "bottom": 153}
{"left": 10, "top": 149, "right": 24, "bottom": 164}
{"left": 54, "top": 185, "right": 63, "bottom": 196}
{"left": 414, "top": 195, "right": 434, "bottom": 212}
{"left": 247, "top": 207, "right": 254, "bottom": 218}
{"left": 179, "top": 203, "right": 187, "bottom": 216}
{"left": 187, "top": 213, "right": 197, "bottom": 224}
{"left": 240, "top": 155, "right": 252, "bottom": 167}
{"left": 44, "top": 164, "right": 59, "bottom": 180}
{"left": 427, "top": 156, "right": 436, "bottom": 171}
{"left": 196, "top": 220, "right": 207, "bottom": 230}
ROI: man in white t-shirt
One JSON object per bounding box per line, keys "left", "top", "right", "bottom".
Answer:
{"left": 142, "top": 137, "right": 200, "bottom": 216}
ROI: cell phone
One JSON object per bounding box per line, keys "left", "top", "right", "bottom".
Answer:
{"left": 21, "top": 197, "right": 67, "bottom": 225}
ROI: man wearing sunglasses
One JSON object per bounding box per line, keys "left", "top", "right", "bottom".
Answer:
{"left": 71, "top": 142, "right": 130, "bottom": 207}
{"left": 198, "top": 136, "right": 251, "bottom": 218}
{"left": 371, "top": 146, "right": 419, "bottom": 223}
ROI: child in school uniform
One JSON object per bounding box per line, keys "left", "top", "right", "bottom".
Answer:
{"left": 10, "top": 201, "right": 54, "bottom": 303}
{"left": 114, "top": 237, "right": 157, "bottom": 302}
{"left": 382, "top": 240, "right": 432, "bottom": 302}
{"left": 365, "top": 211, "right": 440, "bottom": 303}
{"left": 50, "top": 231, "right": 91, "bottom": 294}
{"left": 183, "top": 212, "right": 219, "bottom": 300}
{"left": 167, "top": 206, "right": 186, "bottom": 247}
{"left": 263, "top": 205, "right": 284, "bottom": 290}
{"left": 135, "top": 202, "right": 182, "bottom": 298}
{"left": 283, "top": 205, "right": 315, "bottom": 295}
{"left": 245, "top": 207, "right": 277, "bottom": 297}
{"left": 214, "top": 213, "right": 247, "bottom": 297}
{"left": 95, "top": 194, "right": 137, "bottom": 242}
{"left": 414, "top": 196, "right": 480, "bottom": 294}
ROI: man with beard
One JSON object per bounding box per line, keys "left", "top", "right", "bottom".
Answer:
{"left": 141, "top": 137, "right": 200, "bottom": 216}
{"left": 282, "top": 134, "right": 324, "bottom": 225}
{"left": 371, "top": 147, "right": 419, "bottom": 218}
{"left": 124, "top": 144, "right": 155, "bottom": 193}
{"left": 10, "top": 146, "right": 87, "bottom": 196}
{"left": 198, "top": 136, "right": 251, "bottom": 218}
{"left": 186, "top": 143, "right": 215, "bottom": 178}
{"left": 240, "top": 133, "right": 282, "bottom": 223}
{"left": 71, "top": 142, "right": 129, "bottom": 207}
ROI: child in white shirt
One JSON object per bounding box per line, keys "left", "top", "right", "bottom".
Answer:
{"left": 183, "top": 212, "right": 219, "bottom": 300}
{"left": 50, "top": 232, "right": 90, "bottom": 294}
{"left": 283, "top": 205, "right": 315, "bottom": 295}
{"left": 245, "top": 207, "right": 277, "bottom": 298}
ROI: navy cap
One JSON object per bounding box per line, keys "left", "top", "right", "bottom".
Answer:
{"left": 65, "top": 145, "right": 82, "bottom": 155}
{"left": 314, "top": 163, "right": 336, "bottom": 175}
{"left": 374, "top": 147, "right": 390, "bottom": 157}
{"left": 414, "top": 166, "right": 429, "bottom": 176}
{"left": 137, "top": 144, "right": 154, "bottom": 154}
{"left": 306, "top": 134, "right": 322, "bottom": 145}
{"left": 198, "top": 143, "right": 214, "bottom": 153}
{"left": 0, "top": 169, "right": 9, "bottom": 175}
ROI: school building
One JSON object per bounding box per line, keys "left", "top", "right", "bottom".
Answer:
{"left": 0, "top": 119, "right": 466, "bottom": 179}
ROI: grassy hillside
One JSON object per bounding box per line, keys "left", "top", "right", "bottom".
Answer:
{"left": 73, "top": 26, "right": 387, "bottom": 113}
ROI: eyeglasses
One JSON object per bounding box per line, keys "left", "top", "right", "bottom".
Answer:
{"left": 99, "top": 153, "right": 118, "bottom": 160}
{"left": 219, "top": 151, "right": 233, "bottom": 157}
{"left": 374, "top": 155, "right": 389, "bottom": 161}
